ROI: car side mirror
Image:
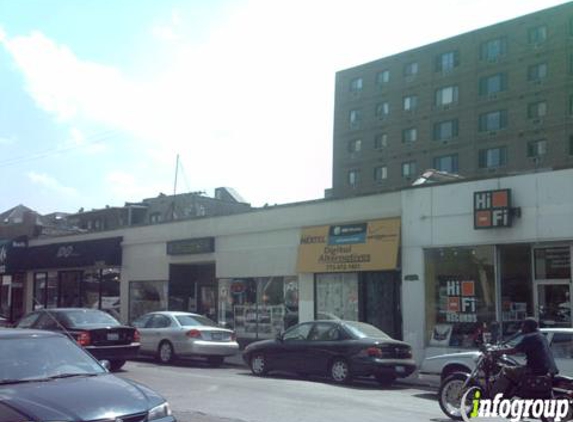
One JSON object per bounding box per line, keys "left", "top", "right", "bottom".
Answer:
{"left": 100, "top": 360, "right": 111, "bottom": 371}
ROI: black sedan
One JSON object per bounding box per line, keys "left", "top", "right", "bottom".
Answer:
{"left": 0, "top": 329, "right": 175, "bottom": 422}
{"left": 16, "top": 308, "right": 140, "bottom": 371}
{"left": 243, "top": 320, "right": 416, "bottom": 385}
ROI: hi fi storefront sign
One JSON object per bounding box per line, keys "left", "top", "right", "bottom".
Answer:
{"left": 474, "top": 189, "right": 514, "bottom": 229}
{"left": 296, "top": 218, "right": 400, "bottom": 273}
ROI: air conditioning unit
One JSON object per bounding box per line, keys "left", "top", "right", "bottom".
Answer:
{"left": 488, "top": 131, "right": 498, "bottom": 136}
{"left": 441, "top": 104, "right": 451, "bottom": 110}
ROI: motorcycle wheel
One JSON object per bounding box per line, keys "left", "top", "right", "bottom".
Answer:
{"left": 438, "top": 373, "right": 480, "bottom": 421}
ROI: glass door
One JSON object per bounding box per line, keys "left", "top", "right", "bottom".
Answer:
{"left": 535, "top": 282, "right": 572, "bottom": 328}
{"left": 533, "top": 246, "right": 572, "bottom": 328}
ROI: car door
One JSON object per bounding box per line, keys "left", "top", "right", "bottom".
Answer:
{"left": 549, "top": 331, "right": 573, "bottom": 376}
{"left": 145, "top": 314, "right": 173, "bottom": 353}
{"left": 270, "top": 322, "right": 313, "bottom": 372}
{"left": 305, "top": 322, "right": 345, "bottom": 374}
{"left": 132, "top": 314, "right": 153, "bottom": 353}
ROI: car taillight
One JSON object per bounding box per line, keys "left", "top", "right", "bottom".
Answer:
{"left": 186, "top": 329, "right": 202, "bottom": 339}
{"left": 77, "top": 331, "right": 91, "bottom": 347}
{"left": 133, "top": 329, "right": 141, "bottom": 343}
{"left": 366, "top": 347, "right": 383, "bottom": 358}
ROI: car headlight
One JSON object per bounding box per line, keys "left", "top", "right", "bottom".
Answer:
{"left": 148, "top": 402, "right": 172, "bottom": 420}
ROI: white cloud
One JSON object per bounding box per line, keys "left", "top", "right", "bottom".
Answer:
{"left": 27, "top": 171, "right": 78, "bottom": 196}
{"left": 106, "top": 171, "right": 167, "bottom": 203}
{"left": 151, "top": 9, "right": 182, "bottom": 41}
{"left": 60, "top": 127, "right": 108, "bottom": 154}
{"left": 0, "top": 136, "right": 14, "bottom": 146}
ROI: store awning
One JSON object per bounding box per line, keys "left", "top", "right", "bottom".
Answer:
{"left": 296, "top": 218, "right": 400, "bottom": 273}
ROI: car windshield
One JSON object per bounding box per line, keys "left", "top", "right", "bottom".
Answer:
{"left": 176, "top": 314, "right": 218, "bottom": 327}
{"left": 64, "top": 310, "right": 120, "bottom": 328}
{"left": 344, "top": 322, "right": 390, "bottom": 339}
{"left": 0, "top": 335, "right": 106, "bottom": 383}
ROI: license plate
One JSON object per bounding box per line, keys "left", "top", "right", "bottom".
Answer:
{"left": 107, "top": 333, "right": 119, "bottom": 341}
{"left": 211, "top": 333, "right": 223, "bottom": 340}
{"left": 395, "top": 366, "right": 405, "bottom": 373}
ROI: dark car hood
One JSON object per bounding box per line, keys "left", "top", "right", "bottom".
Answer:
{"left": 0, "top": 374, "right": 164, "bottom": 422}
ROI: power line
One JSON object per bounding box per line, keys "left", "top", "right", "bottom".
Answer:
{"left": 0, "top": 129, "right": 123, "bottom": 168}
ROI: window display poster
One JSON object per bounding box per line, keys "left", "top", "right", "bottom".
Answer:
{"left": 438, "top": 276, "right": 478, "bottom": 323}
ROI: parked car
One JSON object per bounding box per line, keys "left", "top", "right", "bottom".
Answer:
{"left": 132, "top": 311, "right": 239, "bottom": 366}
{"left": 15, "top": 308, "right": 140, "bottom": 371}
{"left": 243, "top": 320, "right": 416, "bottom": 385}
{"left": 0, "top": 314, "right": 11, "bottom": 327}
{"left": 0, "top": 329, "right": 175, "bottom": 422}
{"left": 419, "top": 327, "right": 573, "bottom": 383}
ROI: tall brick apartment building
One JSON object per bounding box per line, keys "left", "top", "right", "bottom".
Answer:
{"left": 332, "top": 2, "right": 573, "bottom": 198}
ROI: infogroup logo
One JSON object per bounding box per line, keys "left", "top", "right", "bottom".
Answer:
{"left": 460, "top": 389, "right": 570, "bottom": 422}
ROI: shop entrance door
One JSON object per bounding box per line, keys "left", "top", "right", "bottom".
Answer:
{"left": 534, "top": 281, "right": 572, "bottom": 328}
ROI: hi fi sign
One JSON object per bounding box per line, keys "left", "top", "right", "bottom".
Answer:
{"left": 474, "top": 189, "right": 513, "bottom": 229}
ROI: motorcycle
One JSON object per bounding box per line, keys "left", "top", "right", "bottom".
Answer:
{"left": 438, "top": 344, "right": 573, "bottom": 421}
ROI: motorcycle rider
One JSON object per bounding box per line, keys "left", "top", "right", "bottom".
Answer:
{"left": 491, "top": 317, "right": 558, "bottom": 397}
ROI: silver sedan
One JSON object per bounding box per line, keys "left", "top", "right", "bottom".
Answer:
{"left": 132, "top": 311, "right": 239, "bottom": 367}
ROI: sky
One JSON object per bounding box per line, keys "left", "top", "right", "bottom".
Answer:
{"left": 0, "top": 0, "right": 569, "bottom": 214}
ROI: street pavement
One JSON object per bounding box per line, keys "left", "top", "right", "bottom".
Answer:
{"left": 119, "top": 357, "right": 450, "bottom": 422}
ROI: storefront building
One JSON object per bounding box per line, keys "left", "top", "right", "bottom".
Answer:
{"left": 120, "top": 192, "right": 402, "bottom": 343}
{"left": 401, "top": 168, "right": 573, "bottom": 362}
{"left": 18, "top": 237, "right": 123, "bottom": 318}
{"left": 0, "top": 237, "right": 27, "bottom": 321}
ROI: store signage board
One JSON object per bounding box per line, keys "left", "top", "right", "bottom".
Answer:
{"left": 166, "top": 237, "right": 215, "bottom": 255}
{"left": 296, "top": 218, "right": 400, "bottom": 273}
{"left": 474, "top": 189, "right": 512, "bottom": 229}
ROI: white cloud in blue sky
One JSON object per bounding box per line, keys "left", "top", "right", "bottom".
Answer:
{"left": 0, "top": 0, "right": 568, "bottom": 214}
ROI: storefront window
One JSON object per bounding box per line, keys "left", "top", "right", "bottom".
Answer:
{"left": 129, "top": 280, "right": 168, "bottom": 322}
{"left": 535, "top": 247, "right": 571, "bottom": 280}
{"left": 33, "top": 272, "right": 47, "bottom": 309}
{"left": 59, "top": 271, "right": 82, "bottom": 307}
{"left": 100, "top": 268, "right": 121, "bottom": 320}
{"left": 425, "top": 246, "right": 496, "bottom": 348}
{"left": 82, "top": 270, "right": 100, "bottom": 310}
{"left": 0, "top": 275, "right": 10, "bottom": 316}
{"left": 218, "top": 277, "right": 298, "bottom": 340}
{"left": 316, "top": 273, "right": 359, "bottom": 321}
{"left": 500, "top": 245, "right": 532, "bottom": 336}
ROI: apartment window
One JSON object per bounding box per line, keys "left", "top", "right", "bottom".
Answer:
{"left": 349, "top": 109, "right": 362, "bottom": 128}
{"left": 527, "top": 101, "right": 547, "bottom": 119}
{"left": 528, "top": 63, "right": 547, "bottom": 82}
{"left": 478, "top": 147, "right": 507, "bottom": 168}
{"left": 435, "top": 85, "right": 459, "bottom": 106}
{"left": 349, "top": 77, "right": 363, "bottom": 93}
{"left": 347, "top": 139, "right": 362, "bottom": 153}
{"left": 480, "top": 37, "right": 507, "bottom": 62}
{"left": 479, "top": 73, "right": 507, "bottom": 96}
{"left": 348, "top": 170, "right": 361, "bottom": 187}
{"left": 403, "top": 95, "right": 418, "bottom": 111}
{"left": 374, "top": 166, "right": 388, "bottom": 182}
{"left": 150, "top": 213, "right": 162, "bottom": 223}
{"left": 374, "top": 133, "right": 388, "bottom": 149}
{"left": 479, "top": 110, "right": 508, "bottom": 132}
{"left": 527, "top": 139, "right": 547, "bottom": 158}
{"left": 404, "top": 62, "right": 419, "bottom": 77}
{"left": 402, "top": 127, "right": 417, "bottom": 143}
{"left": 375, "top": 102, "right": 389, "bottom": 119}
{"left": 433, "top": 119, "right": 459, "bottom": 141}
{"left": 433, "top": 154, "right": 459, "bottom": 173}
{"left": 528, "top": 25, "right": 547, "bottom": 45}
{"left": 401, "top": 161, "right": 417, "bottom": 178}
{"left": 570, "top": 136, "right": 573, "bottom": 155}
{"left": 436, "top": 50, "right": 459, "bottom": 72}
{"left": 376, "top": 70, "right": 390, "bottom": 85}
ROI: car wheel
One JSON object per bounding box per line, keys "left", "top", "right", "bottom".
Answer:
{"left": 375, "top": 374, "right": 396, "bottom": 387}
{"left": 207, "top": 356, "right": 224, "bottom": 367}
{"left": 330, "top": 358, "right": 352, "bottom": 384}
{"left": 250, "top": 353, "right": 268, "bottom": 376}
{"left": 157, "top": 341, "right": 175, "bottom": 364}
{"left": 109, "top": 359, "right": 126, "bottom": 372}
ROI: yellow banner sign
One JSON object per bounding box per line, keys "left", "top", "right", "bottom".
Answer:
{"left": 296, "top": 218, "right": 401, "bottom": 273}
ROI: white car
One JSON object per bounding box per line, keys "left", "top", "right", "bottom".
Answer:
{"left": 419, "top": 328, "right": 573, "bottom": 384}
{"left": 132, "top": 311, "right": 240, "bottom": 367}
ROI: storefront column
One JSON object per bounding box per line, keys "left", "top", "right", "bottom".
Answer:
{"left": 25, "top": 271, "right": 34, "bottom": 315}
{"left": 402, "top": 246, "right": 426, "bottom": 363}
{"left": 298, "top": 273, "right": 314, "bottom": 323}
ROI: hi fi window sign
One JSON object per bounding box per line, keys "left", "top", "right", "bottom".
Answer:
{"left": 474, "top": 189, "right": 513, "bottom": 229}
